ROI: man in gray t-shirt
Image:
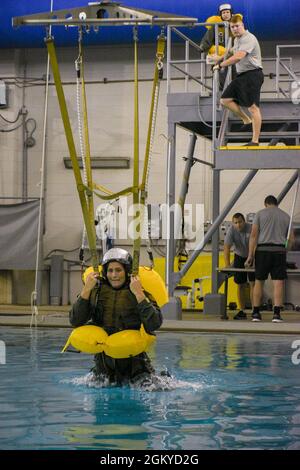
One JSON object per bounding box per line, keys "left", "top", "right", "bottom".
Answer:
{"left": 217, "top": 14, "right": 264, "bottom": 146}
{"left": 245, "top": 195, "right": 294, "bottom": 323}
{"left": 224, "top": 213, "right": 255, "bottom": 320}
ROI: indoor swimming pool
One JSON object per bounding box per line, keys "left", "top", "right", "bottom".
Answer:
{"left": 0, "top": 326, "right": 300, "bottom": 450}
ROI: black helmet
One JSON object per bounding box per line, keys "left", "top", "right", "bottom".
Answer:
{"left": 101, "top": 248, "right": 133, "bottom": 276}
{"left": 219, "top": 3, "right": 233, "bottom": 14}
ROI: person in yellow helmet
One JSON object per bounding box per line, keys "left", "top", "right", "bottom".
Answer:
{"left": 199, "top": 4, "right": 237, "bottom": 89}
{"left": 199, "top": 4, "right": 233, "bottom": 54}
{"left": 69, "top": 248, "right": 163, "bottom": 386}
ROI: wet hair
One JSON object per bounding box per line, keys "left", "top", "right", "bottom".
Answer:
{"left": 232, "top": 212, "right": 245, "bottom": 221}
{"left": 264, "top": 195, "right": 278, "bottom": 206}
{"left": 230, "top": 14, "right": 244, "bottom": 24}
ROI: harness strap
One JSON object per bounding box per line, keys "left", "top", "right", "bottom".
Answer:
{"left": 46, "top": 37, "right": 99, "bottom": 270}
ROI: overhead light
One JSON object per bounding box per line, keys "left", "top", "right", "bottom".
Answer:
{"left": 63, "top": 157, "right": 130, "bottom": 169}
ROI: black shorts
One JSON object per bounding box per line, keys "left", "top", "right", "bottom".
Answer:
{"left": 255, "top": 251, "right": 287, "bottom": 280}
{"left": 221, "top": 68, "right": 264, "bottom": 107}
{"left": 233, "top": 254, "right": 255, "bottom": 284}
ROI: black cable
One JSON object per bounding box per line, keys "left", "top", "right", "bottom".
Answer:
{"left": 0, "top": 108, "right": 22, "bottom": 124}
{"left": 44, "top": 246, "right": 81, "bottom": 259}
{"left": 0, "top": 121, "right": 24, "bottom": 132}
{"left": 25, "top": 118, "right": 37, "bottom": 147}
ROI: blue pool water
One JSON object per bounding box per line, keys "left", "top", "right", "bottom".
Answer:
{"left": 0, "top": 326, "right": 300, "bottom": 450}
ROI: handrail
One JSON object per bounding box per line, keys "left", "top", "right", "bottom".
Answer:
{"left": 167, "top": 25, "right": 300, "bottom": 99}
{"left": 276, "top": 44, "right": 300, "bottom": 97}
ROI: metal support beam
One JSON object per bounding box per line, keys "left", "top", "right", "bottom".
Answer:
{"left": 211, "top": 169, "right": 220, "bottom": 293}
{"left": 13, "top": 3, "right": 197, "bottom": 28}
{"left": 211, "top": 66, "right": 220, "bottom": 293}
{"left": 174, "top": 170, "right": 258, "bottom": 286}
{"left": 178, "top": 133, "right": 197, "bottom": 212}
{"left": 277, "top": 171, "right": 299, "bottom": 204}
{"left": 166, "top": 122, "right": 176, "bottom": 295}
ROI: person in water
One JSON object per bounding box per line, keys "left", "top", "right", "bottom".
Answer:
{"left": 69, "top": 248, "right": 163, "bottom": 386}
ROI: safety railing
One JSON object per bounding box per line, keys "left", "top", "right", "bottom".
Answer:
{"left": 167, "top": 25, "right": 299, "bottom": 101}
{"left": 275, "top": 45, "right": 300, "bottom": 98}
{"left": 166, "top": 22, "right": 230, "bottom": 95}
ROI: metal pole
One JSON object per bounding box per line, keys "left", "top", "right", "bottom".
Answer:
{"left": 184, "top": 40, "right": 189, "bottom": 92}
{"left": 211, "top": 44, "right": 220, "bottom": 293}
{"left": 211, "top": 170, "right": 220, "bottom": 293}
{"left": 166, "top": 122, "right": 176, "bottom": 296}
{"left": 166, "top": 26, "right": 171, "bottom": 94}
{"left": 286, "top": 170, "right": 300, "bottom": 244}
{"left": 277, "top": 171, "right": 299, "bottom": 204}
{"left": 177, "top": 169, "right": 258, "bottom": 281}
{"left": 275, "top": 45, "right": 280, "bottom": 98}
{"left": 178, "top": 133, "right": 197, "bottom": 211}
{"left": 22, "top": 61, "right": 28, "bottom": 201}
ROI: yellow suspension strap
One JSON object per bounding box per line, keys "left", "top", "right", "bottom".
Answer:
{"left": 92, "top": 183, "right": 140, "bottom": 201}
{"left": 77, "top": 30, "right": 97, "bottom": 260}
{"left": 132, "top": 26, "right": 141, "bottom": 275}
{"left": 132, "top": 31, "right": 166, "bottom": 272}
{"left": 45, "top": 36, "right": 98, "bottom": 270}
{"left": 141, "top": 31, "right": 165, "bottom": 197}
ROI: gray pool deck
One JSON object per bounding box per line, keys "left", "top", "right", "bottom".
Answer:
{"left": 1, "top": 305, "right": 300, "bottom": 335}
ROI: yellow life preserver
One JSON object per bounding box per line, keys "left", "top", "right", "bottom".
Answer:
{"left": 205, "top": 13, "right": 243, "bottom": 30}
{"left": 82, "top": 265, "right": 168, "bottom": 307}
{"left": 63, "top": 265, "right": 166, "bottom": 358}
{"left": 205, "top": 15, "right": 222, "bottom": 30}
{"left": 208, "top": 44, "right": 226, "bottom": 57}
{"left": 62, "top": 324, "right": 156, "bottom": 358}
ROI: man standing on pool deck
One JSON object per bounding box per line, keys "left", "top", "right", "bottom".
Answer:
{"left": 215, "top": 14, "right": 264, "bottom": 146}
{"left": 223, "top": 213, "right": 255, "bottom": 320}
{"left": 245, "top": 195, "right": 294, "bottom": 323}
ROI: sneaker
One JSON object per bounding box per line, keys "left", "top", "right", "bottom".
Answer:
{"left": 239, "top": 123, "right": 252, "bottom": 131}
{"left": 233, "top": 310, "right": 247, "bottom": 320}
{"left": 252, "top": 312, "right": 262, "bottom": 322}
{"left": 242, "top": 141, "right": 259, "bottom": 147}
{"left": 272, "top": 312, "right": 283, "bottom": 323}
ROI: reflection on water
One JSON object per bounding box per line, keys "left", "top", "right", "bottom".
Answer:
{"left": 0, "top": 327, "right": 300, "bottom": 449}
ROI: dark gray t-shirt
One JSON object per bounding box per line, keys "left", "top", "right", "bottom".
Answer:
{"left": 224, "top": 222, "right": 252, "bottom": 258}
{"left": 253, "top": 207, "right": 290, "bottom": 250}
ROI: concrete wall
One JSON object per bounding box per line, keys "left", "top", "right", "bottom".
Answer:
{"left": 0, "top": 40, "right": 299, "bottom": 304}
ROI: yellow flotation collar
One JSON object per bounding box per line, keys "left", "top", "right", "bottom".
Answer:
{"left": 63, "top": 265, "right": 166, "bottom": 358}
{"left": 83, "top": 265, "right": 168, "bottom": 307}
{"left": 205, "top": 13, "right": 243, "bottom": 29}
{"left": 205, "top": 15, "right": 222, "bottom": 30}
{"left": 62, "top": 324, "right": 156, "bottom": 358}
{"left": 208, "top": 44, "right": 226, "bottom": 56}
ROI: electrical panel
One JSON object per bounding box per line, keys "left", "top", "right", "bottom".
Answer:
{"left": 0, "top": 80, "right": 8, "bottom": 108}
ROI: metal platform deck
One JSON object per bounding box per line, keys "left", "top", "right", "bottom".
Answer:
{"left": 216, "top": 146, "right": 300, "bottom": 169}
{"left": 167, "top": 93, "right": 300, "bottom": 169}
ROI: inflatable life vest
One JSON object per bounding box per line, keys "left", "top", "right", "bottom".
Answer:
{"left": 62, "top": 265, "right": 167, "bottom": 358}
{"left": 62, "top": 324, "right": 155, "bottom": 358}
{"left": 205, "top": 15, "right": 223, "bottom": 31}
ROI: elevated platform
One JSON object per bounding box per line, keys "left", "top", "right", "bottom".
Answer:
{"left": 167, "top": 94, "right": 300, "bottom": 126}
{"left": 216, "top": 146, "right": 300, "bottom": 169}
{"left": 167, "top": 93, "right": 300, "bottom": 169}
